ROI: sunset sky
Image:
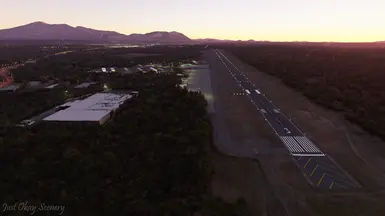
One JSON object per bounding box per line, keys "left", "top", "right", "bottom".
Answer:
{"left": 2, "top": 0, "right": 385, "bottom": 42}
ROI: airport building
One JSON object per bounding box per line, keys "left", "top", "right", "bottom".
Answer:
{"left": 99, "top": 67, "right": 117, "bottom": 73}
{"left": 43, "top": 92, "right": 133, "bottom": 125}
{"left": 0, "top": 84, "right": 21, "bottom": 92}
{"left": 90, "top": 64, "right": 172, "bottom": 75}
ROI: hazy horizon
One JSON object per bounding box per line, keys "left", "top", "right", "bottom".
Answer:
{"left": 2, "top": 0, "right": 385, "bottom": 42}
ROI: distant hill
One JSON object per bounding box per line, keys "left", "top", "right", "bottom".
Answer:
{"left": 192, "top": 38, "right": 260, "bottom": 45}
{"left": 193, "top": 38, "right": 235, "bottom": 43}
{"left": 125, "top": 31, "right": 191, "bottom": 44}
{"left": 0, "top": 22, "right": 192, "bottom": 44}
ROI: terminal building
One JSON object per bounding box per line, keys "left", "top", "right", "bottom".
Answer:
{"left": 43, "top": 92, "right": 133, "bottom": 125}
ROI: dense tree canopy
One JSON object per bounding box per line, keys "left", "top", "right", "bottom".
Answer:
{"left": 0, "top": 77, "right": 248, "bottom": 215}
{"left": 0, "top": 45, "right": 251, "bottom": 215}
{"left": 0, "top": 45, "right": 76, "bottom": 65}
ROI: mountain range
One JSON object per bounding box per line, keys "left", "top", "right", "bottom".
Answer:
{"left": 0, "top": 22, "right": 193, "bottom": 44}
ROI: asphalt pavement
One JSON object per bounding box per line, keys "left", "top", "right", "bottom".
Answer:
{"left": 294, "top": 156, "right": 360, "bottom": 190}
{"left": 202, "top": 51, "right": 265, "bottom": 158}
{"left": 211, "top": 49, "right": 360, "bottom": 190}
{"left": 182, "top": 64, "right": 215, "bottom": 114}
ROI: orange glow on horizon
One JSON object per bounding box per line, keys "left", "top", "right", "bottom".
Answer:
{"left": 2, "top": 0, "right": 385, "bottom": 43}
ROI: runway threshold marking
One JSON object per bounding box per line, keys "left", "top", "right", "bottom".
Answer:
{"left": 292, "top": 153, "right": 325, "bottom": 156}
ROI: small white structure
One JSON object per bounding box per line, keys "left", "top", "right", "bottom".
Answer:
{"left": 43, "top": 92, "right": 133, "bottom": 125}
{"left": 45, "top": 83, "right": 59, "bottom": 89}
{"left": 180, "top": 64, "right": 193, "bottom": 68}
{"left": 74, "top": 82, "right": 97, "bottom": 89}
{"left": 130, "top": 91, "right": 139, "bottom": 97}
{"left": 110, "top": 68, "right": 116, "bottom": 72}
{"left": 149, "top": 67, "right": 158, "bottom": 73}
{"left": 0, "top": 84, "right": 21, "bottom": 92}
{"left": 25, "top": 59, "right": 36, "bottom": 64}
{"left": 16, "top": 119, "right": 35, "bottom": 127}
{"left": 101, "top": 68, "right": 107, "bottom": 73}
{"left": 20, "top": 119, "right": 35, "bottom": 126}
{"left": 26, "top": 81, "right": 42, "bottom": 88}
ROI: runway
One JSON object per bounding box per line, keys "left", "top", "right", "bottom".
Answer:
{"left": 211, "top": 49, "right": 360, "bottom": 190}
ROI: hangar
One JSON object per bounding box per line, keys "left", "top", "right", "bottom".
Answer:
{"left": 43, "top": 92, "right": 133, "bottom": 125}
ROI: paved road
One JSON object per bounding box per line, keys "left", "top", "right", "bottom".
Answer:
{"left": 211, "top": 49, "right": 360, "bottom": 190}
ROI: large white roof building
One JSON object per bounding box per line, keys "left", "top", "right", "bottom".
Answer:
{"left": 43, "top": 92, "right": 133, "bottom": 124}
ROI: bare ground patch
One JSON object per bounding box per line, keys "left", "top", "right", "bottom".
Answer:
{"left": 307, "top": 193, "right": 385, "bottom": 216}
{"left": 209, "top": 152, "right": 266, "bottom": 216}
